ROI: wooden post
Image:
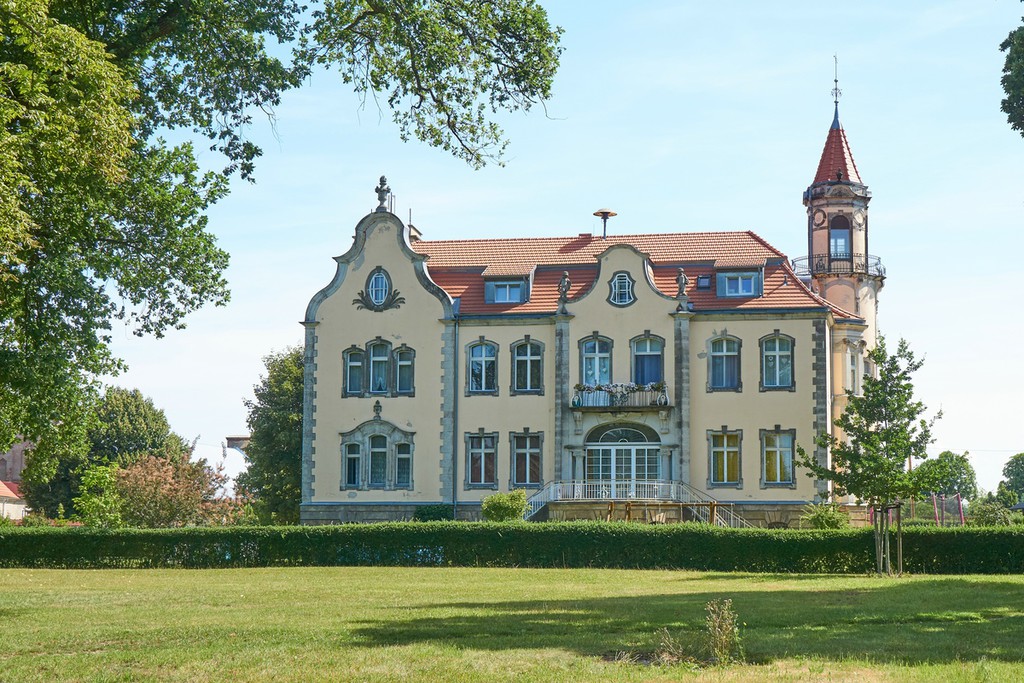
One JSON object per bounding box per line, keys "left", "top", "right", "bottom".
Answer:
{"left": 896, "top": 501, "right": 903, "bottom": 576}
{"left": 709, "top": 501, "right": 718, "bottom": 525}
{"left": 625, "top": 500, "right": 632, "bottom": 522}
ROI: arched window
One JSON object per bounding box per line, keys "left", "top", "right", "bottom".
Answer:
{"left": 829, "top": 215, "right": 851, "bottom": 260}
{"left": 467, "top": 340, "right": 498, "bottom": 393}
{"left": 708, "top": 336, "right": 741, "bottom": 391}
{"left": 368, "top": 341, "right": 391, "bottom": 394}
{"left": 631, "top": 336, "right": 664, "bottom": 384}
{"left": 580, "top": 336, "right": 612, "bottom": 386}
{"left": 511, "top": 339, "right": 543, "bottom": 394}
{"left": 760, "top": 333, "right": 794, "bottom": 390}
{"left": 340, "top": 420, "right": 415, "bottom": 491}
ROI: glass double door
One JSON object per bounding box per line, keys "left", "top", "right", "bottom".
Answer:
{"left": 585, "top": 445, "right": 661, "bottom": 497}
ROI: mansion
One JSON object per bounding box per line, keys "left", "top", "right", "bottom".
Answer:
{"left": 300, "top": 104, "right": 883, "bottom": 526}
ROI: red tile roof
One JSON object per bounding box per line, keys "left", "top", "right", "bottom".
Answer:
{"left": 0, "top": 481, "right": 21, "bottom": 500}
{"left": 412, "top": 230, "right": 857, "bottom": 318}
{"left": 813, "top": 111, "right": 862, "bottom": 184}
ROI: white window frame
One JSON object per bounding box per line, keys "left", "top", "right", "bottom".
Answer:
{"left": 466, "top": 432, "right": 498, "bottom": 488}
{"left": 510, "top": 432, "right": 543, "bottom": 488}
{"left": 608, "top": 272, "right": 636, "bottom": 306}
{"left": 580, "top": 336, "right": 612, "bottom": 386}
{"left": 631, "top": 336, "right": 664, "bottom": 385}
{"left": 760, "top": 333, "right": 794, "bottom": 391}
{"left": 760, "top": 428, "right": 795, "bottom": 488}
{"left": 368, "top": 342, "right": 390, "bottom": 394}
{"left": 708, "top": 429, "right": 742, "bottom": 488}
{"left": 725, "top": 274, "right": 755, "bottom": 296}
{"left": 511, "top": 340, "right": 543, "bottom": 394}
{"left": 395, "top": 347, "right": 414, "bottom": 395}
{"left": 395, "top": 443, "right": 413, "bottom": 489}
{"left": 493, "top": 281, "right": 523, "bottom": 303}
{"left": 368, "top": 271, "right": 390, "bottom": 305}
{"left": 467, "top": 341, "right": 498, "bottom": 394}
{"left": 709, "top": 336, "right": 741, "bottom": 391}
{"left": 344, "top": 347, "right": 364, "bottom": 396}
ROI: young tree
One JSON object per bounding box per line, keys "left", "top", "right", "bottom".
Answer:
{"left": 1001, "top": 452, "right": 1024, "bottom": 499}
{"left": 236, "top": 348, "right": 304, "bottom": 524}
{"left": 914, "top": 451, "right": 978, "bottom": 500}
{"left": 798, "top": 337, "right": 940, "bottom": 575}
{"left": 73, "top": 464, "right": 125, "bottom": 528}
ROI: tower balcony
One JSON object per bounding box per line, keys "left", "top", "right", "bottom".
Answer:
{"left": 792, "top": 254, "right": 885, "bottom": 278}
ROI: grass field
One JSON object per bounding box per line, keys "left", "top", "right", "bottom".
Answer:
{"left": 1, "top": 568, "right": 1022, "bottom": 682}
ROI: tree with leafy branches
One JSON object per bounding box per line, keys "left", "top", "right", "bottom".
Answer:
{"left": 3, "top": 0, "right": 562, "bottom": 479}
{"left": 236, "top": 348, "right": 304, "bottom": 524}
{"left": 23, "top": 387, "right": 190, "bottom": 517}
{"left": 798, "top": 337, "right": 941, "bottom": 575}
{"left": 914, "top": 451, "right": 978, "bottom": 500}
{"left": 1001, "top": 452, "right": 1024, "bottom": 499}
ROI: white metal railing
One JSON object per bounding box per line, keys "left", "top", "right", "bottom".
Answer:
{"left": 524, "top": 479, "right": 752, "bottom": 527}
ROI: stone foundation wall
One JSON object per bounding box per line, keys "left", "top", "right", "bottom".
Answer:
{"left": 300, "top": 503, "right": 483, "bottom": 524}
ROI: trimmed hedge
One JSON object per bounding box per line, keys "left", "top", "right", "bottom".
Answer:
{"left": 0, "top": 523, "right": 1021, "bottom": 573}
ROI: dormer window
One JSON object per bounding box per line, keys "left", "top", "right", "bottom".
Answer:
{"left": 608, "top": 272, "right": 635, "bottom": 306}
{"left": 696, "top": 275, "right": 712, "bottom": 290}
{"left": 485, "top": 279, "right": 527, "bottom": 304}
{"left": 717, "top": 271, "right": 761, "bottom": 298}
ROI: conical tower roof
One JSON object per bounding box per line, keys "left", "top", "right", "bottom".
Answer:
{"left": 812, "top": 105, "right": 862, "bottom": 185}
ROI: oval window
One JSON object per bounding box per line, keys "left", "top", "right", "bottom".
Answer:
{"left": 368, "top": 271, "right": 390, "bottom": 305}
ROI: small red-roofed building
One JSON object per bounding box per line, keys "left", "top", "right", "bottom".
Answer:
{"left": 300, "top": 105, "right": 882, "bottom": 527}
{"left": 0, "top": 480, "right": 26, "bottom": 521}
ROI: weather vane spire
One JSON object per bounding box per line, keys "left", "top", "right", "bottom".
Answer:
{"left": 832, "top": 54, "right": 842, "bottom": 106}
{"left": 830, "top": 54, "right": 842, "bottom": 129}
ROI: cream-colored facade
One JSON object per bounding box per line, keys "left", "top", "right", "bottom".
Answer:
{"left": 302, "top": 110, "right": 883, "bottom": 526}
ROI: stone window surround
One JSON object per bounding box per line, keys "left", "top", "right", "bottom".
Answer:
{"left": 630, "top": 330, "right": 666, "bottom": 385}
{"left": 509, "top": 428, "right": 544, "bottom": 489}
{"left": 707, "top": 426, "right": 743, "bottom": 489}
{"left": 759, "top": 330, "right": 796, "bottom": 392}
{"left": 578, "top": 332, "right": 613, "bottom": 386}
{"left": 607, "top": 270, "right": 636, "bottom": 307}
{"left": 342, "top": 337, "right": 416, "bottom": 398}
{"left": 509, "top": 336, "right": 544, "bottom": 396}
{"left": 706, "top": 334, "right": 743, "bottom": 393}
{"left": 465, "top": 428, "right": 499, "bottom": 490}
{"left": 759, "top": 425, "right": 797, "bottom": 489}
{"left": 339, "top": 419, "right": 415, "bottom": 491}
{"left": 465, "top": 337, "right": 500, "bottom": 396}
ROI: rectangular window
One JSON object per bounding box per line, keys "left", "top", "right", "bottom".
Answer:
{"left": 512, "top": 434, "right": 542, "bottom": 487}
{"left": 762, "top": 431, "right": 794, "bottom": 485}
{"left": 467, "top": 434, "right": 497, "bottom": 486}
{"left": 494, "top": 282, "right": 522, "bottom": 303}
{"left": 581, "top": 338, "right": 611, "bottom": 385}
{"left": 344, "top": 443, "right": 361, "bottom": 488}
{"left": 345, "top": 351, "right": 364, "bottom": 395}
{"left": 396, "top": 443, "right": 412, "bottom": 489}
{"left": 830, "top": 230, "right": 851, "bottom": 259}
{"left": 369, "top": 343, "right": 389, "bottom": 394}
{"left": 396, "top": 349, "right": 414, "bottom": 394}
{"left": 709, "top": 431, "right": 741, "bottom": 486}
{"left": 369, "top": 435, "right": 387, "bottom": 487}
{"left": 717, "top": 272, "right": 760, "bottom": 298}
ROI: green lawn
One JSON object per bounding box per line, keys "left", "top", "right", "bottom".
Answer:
{"left": 1, "top": 568, "right": 1021, "bottom": 681}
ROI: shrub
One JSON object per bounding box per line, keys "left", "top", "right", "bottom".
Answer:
{"left": 413, "top": 504, "right": 455, "bottom": 521}
{"left": 705, "top": 599, "right": 742, "bottom": 664}
{"left": 0, "top": 523, "right": 1022, "bottom": 573}
{"left": 800, "top": 502, "right": 849, "bottom": 529}
{"left": 966, "top": 500, "right": 1015, "bottom": 526}
{"left": 481, "top": 490, "right": 527, "bottom": 522}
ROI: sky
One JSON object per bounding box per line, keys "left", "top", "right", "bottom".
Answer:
{"left": 105, "top": 1, "right": 1024, "bottom": 492}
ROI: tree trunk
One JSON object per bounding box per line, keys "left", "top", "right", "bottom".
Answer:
{"left": 896, "top": 502, "right": 903, "bottom": 576}
{"left": 873, "top": 507, "right": 884, "bottom": 575}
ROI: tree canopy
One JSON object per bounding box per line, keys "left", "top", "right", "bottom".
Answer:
{"left": 914, "top": 451, "right": 978, "bottom": 500}
{"left": 2, "top": 0, "right": 562, "bottom": 470}
{"left": 236, "top": 347, "right": 304, "bottom": 524}
{"left": 799, "top": 337, "right": 940, "bottom": 574}
{"left": 1002, "top": 5, "right": 1024, "bottom": 138}
{"left": 22, "top": 387, "right": 189, "bottom": 517}
{"left": 1002, "top": 452, "right": 1024, "bottom": 499}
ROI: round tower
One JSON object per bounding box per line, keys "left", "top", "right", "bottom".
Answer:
{"left": 796, "top": 102, "right": 885, "bottom": 345}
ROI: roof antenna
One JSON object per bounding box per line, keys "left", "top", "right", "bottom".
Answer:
{"left": 831, "top": 54, "right": 842, "bottom": 130}
{"left": 592, "top": 208, "right": 617, "bottom": 240}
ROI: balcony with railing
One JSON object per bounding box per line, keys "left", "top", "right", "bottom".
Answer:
{"left": 792, "top": 254, "right": 885, "bottom": 278}
{"left": 570, "top": 383, "right": 670, "bottom": 411}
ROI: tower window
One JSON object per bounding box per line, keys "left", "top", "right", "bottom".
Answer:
{"left": 830, "top": 215, "right": 851, "bottom": 260}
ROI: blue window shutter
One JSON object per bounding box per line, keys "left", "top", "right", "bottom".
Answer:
{"left": 716, "top": 273, "right": 727, "bottom": 296}
{"left": 484, "top": 281, "right": 496, "bottom": 303}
